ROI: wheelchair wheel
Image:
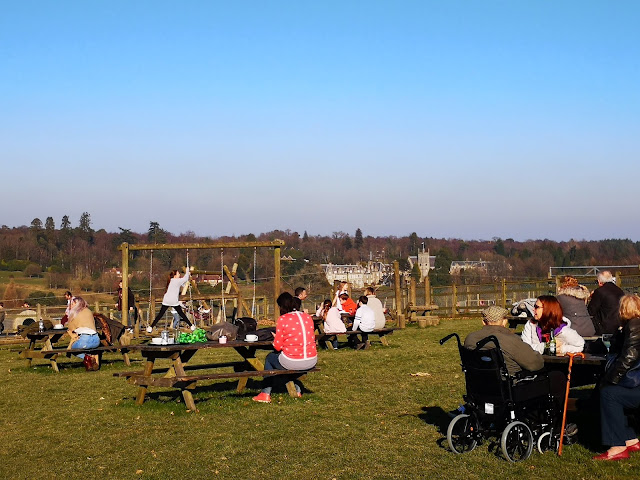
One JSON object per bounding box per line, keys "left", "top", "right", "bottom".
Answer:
{"left": 501, "top": 421, "right": 533, "bottom": 462}
{"left": 536, "top": 431, "right": 558, "bottom": 454}
{"left": 447, "top": 414, "right": 478, "bottom": 454}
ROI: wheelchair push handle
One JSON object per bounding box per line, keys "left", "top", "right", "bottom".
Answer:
{"left": 439, "top": 333, "right": 461, "bottom": 346}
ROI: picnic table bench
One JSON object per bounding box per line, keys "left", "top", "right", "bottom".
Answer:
{"left": 18, "top": 328, "right": 131, "bottom": 372}
{"left": 316, "top": 327, "right": 396, "bottom": 349}
{"left": 116, "top": 339, "right": 318, "bottom": 411}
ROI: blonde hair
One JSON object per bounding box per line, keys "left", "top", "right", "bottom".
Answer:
{"left": 619, "top": 294, "right": 640, "bottom": 323}
{"left": 68, "top": 296, "right": 87, "bottom": 321}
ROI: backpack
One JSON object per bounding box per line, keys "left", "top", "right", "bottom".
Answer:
{"left": 234, "top": 317, "right": 257, "bottom": 337}
{"left": 254, "top": 327, "right": 276, "bottom": 341}
{"left": 205, "top": 321, "right": 239, "bottom": 341}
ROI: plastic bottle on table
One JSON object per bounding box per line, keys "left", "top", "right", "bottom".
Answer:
{"left": 549, "top": 331, "right": 556, "bottom": 355}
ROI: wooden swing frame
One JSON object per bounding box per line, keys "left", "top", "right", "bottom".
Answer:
{"left": 117, "top": 240, "right": 285, "bottom": 327}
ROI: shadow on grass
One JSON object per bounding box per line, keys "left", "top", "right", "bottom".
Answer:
{"left": 418, "top": 406, "right": 451, "bottom": 435}
{"left": 130, "top": 377, "right": 315, "bottom": 407}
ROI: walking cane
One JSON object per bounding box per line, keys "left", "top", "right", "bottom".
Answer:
{"left": 558, "top": 352, "right": 585, "bottom": 455}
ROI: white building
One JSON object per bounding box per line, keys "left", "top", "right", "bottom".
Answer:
{"left": 321, "top": 261, "right": 393, "bottom": 288}
{"left": 408, "top": 249, "right": 436, "bottom": 281}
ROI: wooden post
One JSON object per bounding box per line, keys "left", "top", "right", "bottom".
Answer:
{"left": 424, "top": 272, "right": 431, "bottom": 306}
{"left": 274, "top": 245, "right": 281, "bottom": 322}
{"left": 555, "top": 275, "right": 561, "bottom": 294}
{"left": 121, "top": 242, "right": 129, "bottom": 327}
{"left": 452, "top": 284, "right": 457, "bottom": 318}
{"left": 393, "top": 261, "right": 405, "bottom": 328}
{"left": 502, "top": 278, "right": 507, "bottom": 308}
{"left": 409, "top": 277, "right": 416, "bottom": 307}
{"left": 616, "top": 271, "right": 622, "bottom": 287}
{"left": 36, "top": 304, "right": 42, "bottom": 323}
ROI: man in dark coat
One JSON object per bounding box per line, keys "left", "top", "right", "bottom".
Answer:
{"left": 588, "top": 271, "right": 625, "bottom": 335}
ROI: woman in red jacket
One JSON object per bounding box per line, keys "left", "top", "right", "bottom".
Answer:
{"left": 253, "top": 292, "right": 317, "bottom": 403}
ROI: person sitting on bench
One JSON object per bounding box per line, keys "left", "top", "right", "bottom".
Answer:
{"left": 253, "top": 292, "right": 317, "bottom": 403}
{"left": 350, "top": 296, "right": 376, "bottom": 349}
{"left": 317, "top": 299, "right": 345, "bottom": 349}
{"left": 66, "top": 296, "right": 100, "bottom": 371}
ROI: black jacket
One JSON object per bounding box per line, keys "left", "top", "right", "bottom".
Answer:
{"left": 604, "top": 317, "right": 640, "bottom": 385}
{"left": 588, "top": 282, "right": 624, "bottom": 334}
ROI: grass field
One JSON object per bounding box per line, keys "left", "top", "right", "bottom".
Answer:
{"left": 0, "top": 318, "right": 638, "bottom": 480}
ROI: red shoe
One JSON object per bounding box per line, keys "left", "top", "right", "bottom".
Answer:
{"left": 593, "top": 449, "right": 629, "bottom": 461}
{"left": 252, "top": 392, "right": 271, "bottom": 403}
{"left": 627, "top": 442, "right": 640, "bottom": 453}
{"left": 82, "top": 355, "right": 93, "bottom": 371}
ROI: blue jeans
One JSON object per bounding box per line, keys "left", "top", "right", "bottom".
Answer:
{"left": 600, "top": 383, "right": 640, "bottom": 446}
{"left": 261, "top": 352, "right": 301, "bottom": 395}
{"left": 71, "top": 333, "right": 100, "bottom": 359}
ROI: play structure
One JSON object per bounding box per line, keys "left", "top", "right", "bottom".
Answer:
{"left": 117, "top": 240, "right": 285, "bottom": 329}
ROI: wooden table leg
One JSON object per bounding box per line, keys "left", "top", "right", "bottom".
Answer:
{"left": 136, "top": 358, "right": 155, "bottom": 406}
{"left": 380, "top": 334, "right": 389, "bottom": 346}
{"left": 24, "top": 339, "right": 36, "bottom": 368}
{"left": 173, "top": 354, "right": 197, "bottom": 411}
{"left": 42, "top": 337, "right": 60, "bottom": 373}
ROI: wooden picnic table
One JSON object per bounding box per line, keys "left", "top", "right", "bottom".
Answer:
{"left": 116, "top": 339, "right": 312, "bottom": 411}
{"left": 19, "top": 327, "right": 132, "bottom": 371}
{"left": 20, "top": 328, "right": 68, "bottom": 372}
{"left": 543, "top": 352, "right": 607, "bottom": 388}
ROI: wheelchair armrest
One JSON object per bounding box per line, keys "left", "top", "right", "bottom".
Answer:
{"left": 439, "top": 333, "right": 461, "bottom": 347}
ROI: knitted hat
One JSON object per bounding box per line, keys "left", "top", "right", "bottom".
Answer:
{"left": 482, "top": 306, "right": 508, "bottom": 324}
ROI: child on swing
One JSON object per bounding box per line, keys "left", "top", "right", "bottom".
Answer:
{"left": 147, "top": 267, "right": 195, "bottom": 332}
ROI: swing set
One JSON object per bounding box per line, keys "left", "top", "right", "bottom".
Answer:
{"left": 117, "top": 240, "right": 285, "bottom": 329}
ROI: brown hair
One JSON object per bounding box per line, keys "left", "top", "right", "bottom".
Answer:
{"left": 166, "top": 269, "right": 179, "bottom": 290}
{"left": 536, "top": 295, "right": 565, "bottom": 334}
{"left": 560, "top": 275, "right": 579, "bottom": 289}
{"left": 619, "top": 294, "right": 640, "bottom": 323}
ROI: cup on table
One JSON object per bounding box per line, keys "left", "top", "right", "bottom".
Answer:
{"left": 555, "top": 337, "right": 563, "bottom": 356}
{"left": 602, "top": 334, "right": 613, "bottom": 352}
{"left": 219, "top": 335, "right": 227, "bottom": 344}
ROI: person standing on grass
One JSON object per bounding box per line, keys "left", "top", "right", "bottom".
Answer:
{"left": 253, "top": 292, "right": 317, "bottom": 403}
{"left": 0, "top": 302, "right": 5, "bottom": 334}
{"left": 589, "top": 271, "right": 625, "bottom": 335}
{"left": 295, "top": 286, "right": 309, "bottom": 313}
{"left": 365, "top": 286, "right": 386, "bottom": 329}
{"left": 115, "top": 280, "right": 138, "bottom": 329}
{"left": 147, "top": 268, "right": 194, "bottom": 332}
{"left": 66, "top": 296, "right": 100, "bottom": 371}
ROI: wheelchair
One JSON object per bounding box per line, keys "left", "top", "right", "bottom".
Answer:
{"left": 440, "top": 333, "right": 562, "bottom": 462}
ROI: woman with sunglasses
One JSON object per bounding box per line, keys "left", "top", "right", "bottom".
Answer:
{"left": 521, "top": 295, "right": 585, "bottom": 354}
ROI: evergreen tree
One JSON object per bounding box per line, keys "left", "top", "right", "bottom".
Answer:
{"left": 30, "top": 218, "right": 43, "bottom": 231}
{"left": 354, "top": 228, "right": 364, "bottom": 249}
{"left": 78, "top": 212, "right": 93, "bottom": 234}
{"left": 148, "top": 221, "right": 167, "bottom": 244}
{"left": 45, "top": 217, "right": 55, "bottom": 232}
{"left": 60, "top": 215, "right": 71, "bottom": 231}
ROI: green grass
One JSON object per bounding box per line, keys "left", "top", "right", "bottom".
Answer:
{"left": 0, "top": 319, "right": 638, "bottom": 479}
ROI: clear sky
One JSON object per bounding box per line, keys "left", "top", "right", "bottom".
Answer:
{"left": 2, "top": 1, "right": 638, "bottom": 242}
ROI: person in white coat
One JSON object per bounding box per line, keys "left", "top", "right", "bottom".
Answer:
{"left": 522, "top": 295, "right": 584, "bottom": 354}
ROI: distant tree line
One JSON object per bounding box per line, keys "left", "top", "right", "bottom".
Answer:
{"left": 2, "top": 214, "right": 640, "bottom": 296}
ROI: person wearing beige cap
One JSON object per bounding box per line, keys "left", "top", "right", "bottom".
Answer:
{"left": 464, "top": 305, "right": 544, "bottom": 375}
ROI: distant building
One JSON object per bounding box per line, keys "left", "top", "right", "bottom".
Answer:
{"left": 449, "top": 260, "right": 491, "bottom": 275}
{"left": 321, "top": 262, "right": 393, "bottom": 288}
{"left": 408, "top": 249, "right": 436, "bottom": 281}
{"left": 195, "top": 273, "right": 222, "bottom": 286}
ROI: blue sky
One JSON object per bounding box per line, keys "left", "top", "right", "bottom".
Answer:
{"left": 1, "top": 1, "right": 638, "bottom": 241}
